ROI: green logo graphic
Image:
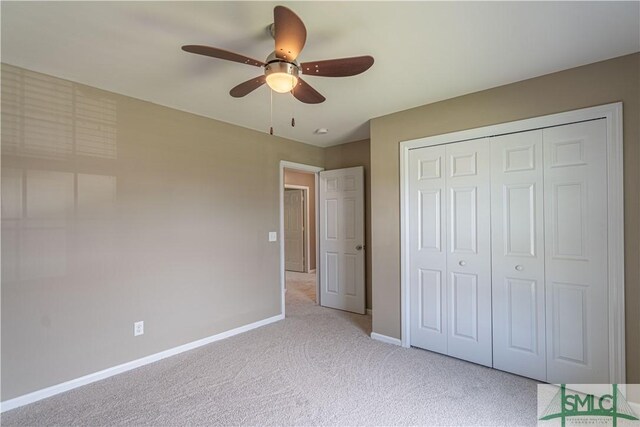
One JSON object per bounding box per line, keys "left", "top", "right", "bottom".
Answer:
{"left": 540, "top": 384, "right": 639, "bottom": 426}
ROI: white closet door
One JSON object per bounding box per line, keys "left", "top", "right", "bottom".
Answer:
{"left": 409, "top": 145, "right": 447, "bottom": 353}
{"left": 544, "top": 119, "right": 609, "bottom": 383}
{"left": 445, "top": 139, "right": 492, "bottom": 367}
{"left": 490, "top": 130, "right": 547, "bottom": 381}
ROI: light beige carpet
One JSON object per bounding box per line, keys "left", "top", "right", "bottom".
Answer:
{"left": 2, "top": 272, "right": 538, "bottom": 426}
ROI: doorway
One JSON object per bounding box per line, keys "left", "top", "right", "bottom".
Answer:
{"left": 279, "top": 161, "right": 367, "bottom": 318}
{"left": 284, "top": 187, "right": 308, "bottom": 273}
{"left": 280, "top": 161, "right": 323, "bottom": 316}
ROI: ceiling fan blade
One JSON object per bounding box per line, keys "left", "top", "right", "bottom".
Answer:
{"left": 182, "top": 45, "right": 264, "bottom": 67}
{"left": 292, "top": 78, "right": 325, "bottom": 104}
{"left": 230, "top": 76, "right": 267, "bottom": 98}
{"left": 273, "top": 6, "right": 307, "bottom": 62}
{"left": 300, "top": 56, "right": 374, "bottom": 77}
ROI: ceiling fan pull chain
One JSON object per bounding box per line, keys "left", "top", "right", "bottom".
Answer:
{"left": 291, "top": 76, "right": 296, "bottom": 127}
{"left": 269, "top": 89, "right": 274, "bottom": 135}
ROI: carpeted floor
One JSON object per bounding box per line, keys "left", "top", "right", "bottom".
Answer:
{"left": 2, "top": 272, "right": 538, "bottom": 426}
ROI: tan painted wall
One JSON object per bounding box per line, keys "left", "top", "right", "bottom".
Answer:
{"left": 284, "top": 169, "right": 316, "bottom": 271}
{"left": 324, "top": 139, "right": 372, "bottom": 311}
{"left": 370, "top": 53, "right": 640, "bottom": 382}
{"left": 0, "top": 63, "right": 324, "bottom": 400}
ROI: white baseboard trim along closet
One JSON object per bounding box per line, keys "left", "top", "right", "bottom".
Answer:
{"left": 370, "top": 332, "right": 402, "bottom": 346}
{"left": 0, "top": 314, "right": 284, "bottom": 413}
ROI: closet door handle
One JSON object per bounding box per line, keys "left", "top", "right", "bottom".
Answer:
{"left": 458, "top": 260, "right": 466, "bottom": 267}
{"left": 515, "top": 265, "right": 524, "bottom": 271}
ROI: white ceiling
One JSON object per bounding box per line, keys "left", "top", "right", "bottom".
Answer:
{"left": 2, "top": 1, "right": 638, "bottom": 147}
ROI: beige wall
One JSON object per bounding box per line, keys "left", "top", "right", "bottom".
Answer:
{"left": 284, "top": 169, "right": 316, "bottom": 271}
{"left": 370, "top": 53, "right": 640, "bottom": 382}
{"left": 325, "top": 139, "right": 372, "bottom": 310}
{"left": 0, "top": 63, "right": 324, "bottom": 400}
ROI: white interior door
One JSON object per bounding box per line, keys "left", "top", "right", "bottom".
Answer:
{"left": 445, "top": 139, "right": 492, "bottom": 367}
{"left": 490, "top": 130, "right": 547, "bottom": 381}
{"left": 284, "top": 189, "right": 305, "bottom": 272}
{"left": 319, "top": 167, "right": 365, "bottom": 314}
{"left": 408, "top": 145, "right": 447, "bottom": 354}
{"left": 543, "top": 119, "right": 609, "bottom": 383}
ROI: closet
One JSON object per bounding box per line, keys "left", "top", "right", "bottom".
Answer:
{"left": 408, "top": 118, "right": 611, "bottom": 383}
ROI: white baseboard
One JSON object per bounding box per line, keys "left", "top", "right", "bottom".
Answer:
{"left": 0, "top": 313, "right": 284, "bottom": 413}
{"left": 370, "top": 332, "right": 401, "bottom": 346}
{"left": 366, "top": 309, "right": 372, "bottom": 315}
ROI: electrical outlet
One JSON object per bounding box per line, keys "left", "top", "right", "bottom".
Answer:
{"left": 269, "top": 231, "right": 277, "bottom": 242}
{"left": 134, "top": 321, "right": 144, "bottom": 336}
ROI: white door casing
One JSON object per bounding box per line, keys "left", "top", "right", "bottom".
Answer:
{"left": 490, "top": 130, "right": 547, "bottom": 381}
{"left": 284, "top": 189, "right": 305, "bottom": 272}
{"left": 543, "top": 119, "right": 609, "bottom": 383}
{"left": 319, "top": 167, "right": 365, "bottom": 314}
{"left": 444, "top": 139, "right": 493, "bottom": 367}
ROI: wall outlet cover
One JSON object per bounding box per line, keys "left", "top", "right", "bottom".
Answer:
{"left": 269, "top": 231, "right": 277, "bottom": 242}
{"left": 134, "top": 321, "right": 144, "bottom": 336}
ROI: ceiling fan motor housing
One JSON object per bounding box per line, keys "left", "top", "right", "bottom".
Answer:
{"left": 265, "top": 60, "right": 299, "bottom": 79}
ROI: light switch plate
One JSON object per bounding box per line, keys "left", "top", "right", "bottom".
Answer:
{"left": 268, "top": 231, "right": 277, "bottom": 242}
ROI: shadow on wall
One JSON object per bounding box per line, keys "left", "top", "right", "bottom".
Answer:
{"left": 2, "top": 65, "right": 118, "bottom": 283}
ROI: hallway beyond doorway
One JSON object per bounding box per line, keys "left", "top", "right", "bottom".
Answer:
{"left": 286, "top": 271, "right": 316, "bottom": 304}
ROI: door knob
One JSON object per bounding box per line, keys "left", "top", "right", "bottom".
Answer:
{"left": 515, "top": 265, "right": 524, "bottom": 271}
{"left": 356, "top": 245, "right": 364, "bottom": 251}
{"left": 458, "top": 260, "right": 466, "bottom": 266}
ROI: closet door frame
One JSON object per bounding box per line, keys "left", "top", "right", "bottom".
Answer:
{"left": 399, "top": 102, "right": 625, "bottom": 383}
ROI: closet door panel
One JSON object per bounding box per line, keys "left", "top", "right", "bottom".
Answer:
{"left": 409, "top": 145, "right": 447, "bottom": 353}
{"left": 445, "top": 139, "right": 492, "bottom": 367}
{"left": 490, "top": 130, "right": 546, "bottom": 381}
{"left": 544, "top": 119, "right": 609, "bottom": 384}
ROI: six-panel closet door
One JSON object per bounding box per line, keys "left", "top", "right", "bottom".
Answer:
{"left": 409, "top": 139, "right": 492, "bottom": 367}
{"left": 408, "top": 144, "right": 447, "bottom": 354}
{"left": 445, "top": 140, "right": 492, "bottom": 367}
{"left": 543, "top": 120, "right": 609, "bottom": 383}
{"left": 490, "top": 130, "right": 547, "bottom": 381}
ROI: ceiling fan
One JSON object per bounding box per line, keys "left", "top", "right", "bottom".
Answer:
{"left": 182, "top": 5, "right": 374, "bottom": 104}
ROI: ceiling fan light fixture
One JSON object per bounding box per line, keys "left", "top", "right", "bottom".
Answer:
{"left": 266, "top": 72, "right": 298, "bottom": 93}
{"left": 265, "top": 61, "right": 299, "bottom": 93}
